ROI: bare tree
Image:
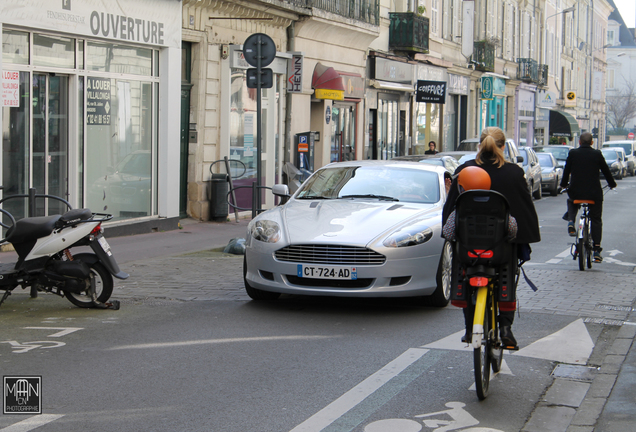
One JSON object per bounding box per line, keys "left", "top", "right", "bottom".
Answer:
{"left": 606, "top": 78, "right": 636, "bottom": 130}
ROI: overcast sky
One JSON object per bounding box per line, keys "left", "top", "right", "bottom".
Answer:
{"left": 613, "top": 0, "right": 635, "bottom": 28}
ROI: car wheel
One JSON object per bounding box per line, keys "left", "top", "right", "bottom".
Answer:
{"left": 550, "top": 181, "right": 559, "bottom": 196}
{"left": 533, "top": 181, "right": 542, "bottom": 199}
{"left": 243, "top": 255, "right": 281, "bottom": 301}
{"left": 428, "top": 241, "right": 452, "bottom": 307}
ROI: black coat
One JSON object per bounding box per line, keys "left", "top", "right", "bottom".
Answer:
{"left": 443, "top": 159, "right": 541, "bottom": 244}
{"left": 560, "top": 146, "right": 617, "bottom": 203}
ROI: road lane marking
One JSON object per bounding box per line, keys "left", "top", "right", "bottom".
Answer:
{"left": 546, "top": 259, "right": 562, "bottom": 264}
{"left": 23, "top": 327, "right": 83, "bottom": 337}
{"left": 289, "top": 348, "right": 429, "bottom": 432}
{"left": 0, "top": 415, "right": 64, "bottom": 432}
{"left": 108, "top": 335, "right": 339, "bottom": 350}
{"left": 556, "top": 249, "right": 571, "bottom": 258}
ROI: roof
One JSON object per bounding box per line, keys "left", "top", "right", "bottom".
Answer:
{"left": 607, "top": 0, "right": 636, "bottom": 47}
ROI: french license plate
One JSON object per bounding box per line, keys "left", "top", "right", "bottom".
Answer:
{"left": 297, "top": 265, "right": 357, "bottom": 280}
{"left": 98, "top": 236, "right": 113, "bottom": 256}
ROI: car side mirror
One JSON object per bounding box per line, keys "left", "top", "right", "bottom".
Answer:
{"left": 517, "top": 156, "right": 524, "bottom": 163}
{"left": 272, "top": 184, "right": 290, "bottom": 205}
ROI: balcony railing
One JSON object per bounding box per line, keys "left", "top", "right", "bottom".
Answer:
{"left": 389, "top": 12, "right": 430, "bottom": 53}
{"left": 284, "top": 0, "right": 380, "bottom": 25}
{"left": 517, "top": 58, "right": 538, "bottom": 83}
{"left": 473, "top": 41, "right": 495, "bottom": 72}
{"left": 538, "top": 64, "right": 548, "bottom": 86}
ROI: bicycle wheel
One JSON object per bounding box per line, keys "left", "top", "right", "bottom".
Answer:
{"left": 474, "top": 300, "right": 491, "bottom": 400}
{"left": 490, "top": 300, "right": 503, "bottom": 373}
{"left": 578, "top": 223, "right": 586, "bottom": 271}
{"left": 586, "top": 224, "right": 593, "bottom": 269}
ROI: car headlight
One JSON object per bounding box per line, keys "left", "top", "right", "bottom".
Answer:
{"left": 383, "top": 224, "right": 434, "bottom": 248}
{"left": 543, "top": 172, "right": 555, "bottom": 179}
{"left": 611, "top": 162, "right": 619, "bottom": 168}
{"left": 250, "top": 220, "right": 281, "bottom": 243}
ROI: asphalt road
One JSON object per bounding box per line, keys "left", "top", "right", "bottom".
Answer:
{"left": 0, "top": 176, "right": 635, "bottom": 432}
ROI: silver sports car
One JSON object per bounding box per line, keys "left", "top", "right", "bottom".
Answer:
{"left": 243, "top": 160, "right": 452, "bottom": 306}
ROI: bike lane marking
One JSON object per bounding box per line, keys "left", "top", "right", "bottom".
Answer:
{"left": 0, "top": 415, "right": 64, "bottom": 432}
{"left": 23, "top": 327, "right": 83, "bottom": 337}
{"left": 289, "top": 348, "right": 429, "bottom": 432}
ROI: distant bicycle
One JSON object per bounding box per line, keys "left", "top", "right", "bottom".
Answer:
{"left": 568, "top": 185, "right": 613, "bottom": 271}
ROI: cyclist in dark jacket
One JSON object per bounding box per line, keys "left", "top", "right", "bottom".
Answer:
{"left": 443, "top": 127, "right": 541, "bottom": 348}
{"left": 560, "top": 132, "right": 616, "bottom": 262}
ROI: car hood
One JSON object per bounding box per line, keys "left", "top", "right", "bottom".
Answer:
{"left": 280, "top": 198, "right": 440, "bottom": 245}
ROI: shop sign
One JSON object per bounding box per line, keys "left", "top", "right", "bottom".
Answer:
{"left": 343, "top": 75, "right": 365, "bottom": 99}
{"left": 537, "top": 90, "right": 556, "bottom": 108}
{"left": 416, "top": 80, "right": 446, "bottom": 104}
{"left": 592, "top": 71, "right": 603, "bottom": 101}
{"left": 2, "top": 71, "right": 20, "bottom": 107}
{"left": 86, "top": 77, "right": 111, "bottom": 125}
{"left": 481, "top": 76, "right": 493, "bottom": 100}
{"left": 315, "top": 89, "right": 344, "bottom": 101}
{"left": 374, "top": 57, "right": 413, "bottom": 84}
{"left": 0, "top": 0, "right": 181, "bottom": 48}
{"left": 287, "top": 53, "right": 303, "bottom": 93}
{"left": 447, "top": 74, "right": 469, "bottom": 95}
{"left": 565, "top": 91, "right": 577, "bottom": 107}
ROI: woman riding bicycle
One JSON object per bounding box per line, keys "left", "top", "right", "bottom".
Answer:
{"left": 443, "top": 127, "right": 541, "bottom": 348}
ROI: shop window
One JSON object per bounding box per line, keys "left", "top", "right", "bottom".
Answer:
{"left": 86, "top": 41, "right": 153, "bottom": 76}
{"left": 2, "top": 30, "right": 29, "bottom": 65}
{"left": 33, "top": 34, "right": 75, "bottom": 68}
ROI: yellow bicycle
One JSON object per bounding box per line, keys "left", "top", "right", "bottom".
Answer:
{"left": 452, "top": 189, "right": 519, "bottom": 400}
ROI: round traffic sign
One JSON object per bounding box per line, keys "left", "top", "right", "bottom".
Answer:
{"left": 242, "top": 33, "right": 276, "bottom": 67}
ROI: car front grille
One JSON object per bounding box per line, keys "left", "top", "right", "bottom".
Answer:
{"left": 275, "top": 245, "right": 386, "bottom": 266}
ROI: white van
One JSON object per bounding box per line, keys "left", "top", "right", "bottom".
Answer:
{"left": 603, "top": 140, "right": 636, "bottom": 176}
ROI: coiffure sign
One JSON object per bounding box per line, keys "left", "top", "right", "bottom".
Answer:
{"left": 0, "top": 0, "right": 180, "bottom": 48}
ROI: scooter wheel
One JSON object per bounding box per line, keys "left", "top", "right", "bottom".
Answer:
{"left": 65, "top": 261, "right": 114, "bottom": 308}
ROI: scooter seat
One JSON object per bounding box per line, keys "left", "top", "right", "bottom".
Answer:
{"left": 5, "top": 215, "right": 62, "bottom": 245}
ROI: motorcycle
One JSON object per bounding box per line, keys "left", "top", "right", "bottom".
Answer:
{"left": 0, "top": 207, "right": 129, "bottom": 309}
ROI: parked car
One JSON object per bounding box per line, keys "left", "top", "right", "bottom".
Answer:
{"left": 601, "top": 148, "right": 626, "bottom": 180}
{"left": 391, "top": 154, "right": 460, "bottom": 174}
{"left": 243, "top": 160, "right": 452, "bottom": 306}
{"left": 457, "top": 137, "right": 523, "bottom": 166}
{"left": 602, "top": 140, "right": 636, "bottom": 176}
{"left": 534, "top": 145, "right": 574, "bottom": 169}
{"left": 536, "top": 152, "right": 563, "bottom": 196}
{"left": 519, "top": 147, "right": 542, "bottom": 199}
{"left": 436, "top": 150, "right": 478, "bottom": 163}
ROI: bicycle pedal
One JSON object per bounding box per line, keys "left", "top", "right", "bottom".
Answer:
{"left": 503, "top": 344, "right": 519, "bottom": 351}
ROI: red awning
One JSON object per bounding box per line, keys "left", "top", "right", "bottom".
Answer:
{"left": 312, "top": 63, "right": 345, "bottom": 91}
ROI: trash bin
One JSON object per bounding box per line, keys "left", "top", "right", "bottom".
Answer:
{"left": 210, "top": 173, "right": 229, "bottom": 221}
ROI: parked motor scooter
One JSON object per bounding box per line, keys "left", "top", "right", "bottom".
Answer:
{"left": 0, "top": 207, "right": 128, "bottom": 309}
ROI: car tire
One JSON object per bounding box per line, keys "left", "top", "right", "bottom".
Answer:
{"left": 550, "top": 182, "right": 559, "bottom": 196}
{"left": 533, "top": 181, "right": 542, "bottom": 199}
{"left": 428, "top": 241, "right": 452, "bottom": 307}
{"left": 243, "top": 255, "right": 281, "bottom": 301}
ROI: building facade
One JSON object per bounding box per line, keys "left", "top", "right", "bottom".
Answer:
{"left": 1, "top": 0, "right": 182, "bottom": 233}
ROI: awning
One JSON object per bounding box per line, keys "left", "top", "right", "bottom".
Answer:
{"left": 312, "top": 63, "right": 345, "bottom": 100}
{"left": 370, "top": 79, "right": 414, "bottom": 92}
{"left": 549, "top": 110, "right": 581, "bottom": 138}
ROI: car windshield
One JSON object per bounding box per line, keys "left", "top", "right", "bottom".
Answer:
{"left": 602, "top": 149, "right": 618, "bottom": 161}
{"left": 419, "top": 159, "right": 444, "bottom": 166}
{"left": 603, "top": 144, "right": 632, "bottom": 155}
{"left": 536, "top": 154, "right": 554, "bottom": 167}
{"left": 458, "top": 153, "right": 477, "bottom": 164}
{"left": 539, "top": 147, "right": 570, "bottom": 160}
{"left": 296, "top": 165, "right": 440, "bottom": 204}
{"left": 604, "top": 144, "right": 631, "bottom": 154}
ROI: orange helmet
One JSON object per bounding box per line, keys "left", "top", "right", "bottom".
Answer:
{"left": 457, "top": 166, "right": 491, "bottom": 192}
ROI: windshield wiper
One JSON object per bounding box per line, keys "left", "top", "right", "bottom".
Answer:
{"left": 340, "top": 194, "right": 399, "bottom": 202}
{"left": 297, "top": 195, "right": 331, "bottom": 200}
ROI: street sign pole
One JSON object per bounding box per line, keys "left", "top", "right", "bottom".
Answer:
{"left": 243, "top": 33, "right": 275, "bottom": 213}
{"left": 256, "top": 34, "right": 263, "bottom": 211}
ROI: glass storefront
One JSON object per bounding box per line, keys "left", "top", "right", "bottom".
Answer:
{"left": 2, "top": 29, "right": 159, "bottom": 221}
{"left": 330, "top": 103, "right": 356, "bottom": 162}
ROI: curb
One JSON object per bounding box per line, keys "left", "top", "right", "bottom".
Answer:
{"left": 522, "top": 320, "right": 636, "bottom": 432}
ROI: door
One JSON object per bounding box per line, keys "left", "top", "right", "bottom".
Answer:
{"left": 330, "top": 103, "right": 356, "bottom": 162}
{"left": 33, "top": 73, "right": 69, "bottom": 216}
{"left": 180, "top": 84, "right": 192, "bottom": 218}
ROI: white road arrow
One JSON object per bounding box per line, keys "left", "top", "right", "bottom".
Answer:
{"left": 23, "top": 327, "right": 83, "bottom": 337}
{"left": 607, "top": 250, "right": 622, "bottom": 257}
